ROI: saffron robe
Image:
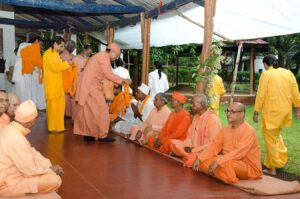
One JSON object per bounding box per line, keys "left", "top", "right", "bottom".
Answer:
{"left": 129, "top": 105, "right": 171, "bottom": 142}
{"left": 74, "top": 52, "right": 123, "bottom": 138}
{"left": 109, "top": 92, "right": 127, "bottom": 122}
{"left": 43, "top": 48, "right": 70, "bottom": 132}
{"left": 254, "top": 67, "right": 300, "bottom": 168}
{"left": 60, "top": 50, "right": 75, "bottom": 117}
{"left": 149, "top": 109, "right": 191, "bottom": 154}
{"left": 0, "top": 122, "right": 52, "bottom": 197}
{"left": 192, "top": 122, "right": 262, "bottom": 184}
{"left": 21, "top": 43, "right": 45, "bottom": 110}
{"left": 171, "top": 110, "right": 221, "bottom": 157}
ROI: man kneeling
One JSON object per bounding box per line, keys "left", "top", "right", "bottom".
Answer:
{"left": 184, "top": 102, "right": 262, "bottom": 183}
{"left": 0, "top": 100, "right": 62, "bottom": 197}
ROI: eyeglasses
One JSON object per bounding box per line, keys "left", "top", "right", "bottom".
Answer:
{"left": 225, "top": 109, "right": 244, "bottom": 114}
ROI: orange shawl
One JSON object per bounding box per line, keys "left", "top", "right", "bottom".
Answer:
{"left": 20, "top": 43, "right": 43, "bottom": 83}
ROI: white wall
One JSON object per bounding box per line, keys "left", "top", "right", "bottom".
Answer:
{"left": 0, "top": 7, "right": 16, "bottom": 61}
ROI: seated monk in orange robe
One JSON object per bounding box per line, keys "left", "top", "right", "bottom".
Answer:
{"left": 184, "top": 102, "right": 262, "bottom": 184}
{"left": 170, "top": 94, "right": 221, "bottom": 158}
{"left": 129, "top": 93, "right": 171, "bottom": 145}
{"left": 148, "top": 91, "right": 191, "bottom": 154}
{"left": 109, "top": 85, "right": 132, "bottom": 122}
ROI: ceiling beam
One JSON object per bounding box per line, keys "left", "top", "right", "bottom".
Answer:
{"left": 2, "top": 0, "right": 145, "bottom": 14}
{"left": 0, "top": 17, "right": 67, "bottom": 29}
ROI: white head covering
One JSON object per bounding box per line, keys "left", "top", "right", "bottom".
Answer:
{"left": 138, "top": 83, "right": 150, "bottom": 95}
{"left": 15, "top": 100, "right": 38, "bottom": 123}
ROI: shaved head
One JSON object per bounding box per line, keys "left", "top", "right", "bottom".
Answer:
{"left": 193, "top": 94, "right": 208, "bottom": 109}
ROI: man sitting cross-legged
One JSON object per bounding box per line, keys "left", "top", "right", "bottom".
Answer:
{"left": 170, "top": 94, "right": 221, "bottom": 158}
{"left": 129, "top": 93, "right": 171, "bottom": 144}
{"left": 109, "top": 85, "right": 132, "bottom": 122}
{"left": 0, "top": 100, "right": 63, "bottom": 197}
{"left": 148, "top": 91, "right": 191, "bottom": 154}
{"left": 113, "top": 83, "right": 154, "bottom": 136}
{"left": 184, "top": 102, "right": 262, "bottom": 183}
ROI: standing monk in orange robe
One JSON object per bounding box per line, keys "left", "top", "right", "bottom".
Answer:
{"left": 148, "top": 91, "right": 191, "bottom": 154}
{"left": 60, "top": 40, "right": 76, "bottom": 118}
{"left": 71, "top": 45, "right": 91, "bottom": 120}
{"left": 184, "top": 102, "right": 262, "bottom": 184}
{"left": 170, "top": 94, "right": 221, "bottom": 158}
{"left": 74, "top": 43, "right": 131, "bottom": 142}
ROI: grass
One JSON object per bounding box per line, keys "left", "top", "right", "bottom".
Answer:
{"left": 218, "top": 104, "right": 300, "bottom": 175}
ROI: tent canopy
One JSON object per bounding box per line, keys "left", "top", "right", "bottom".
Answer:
{"left": 93, "top": 0, "right": 300, "bottom": 49}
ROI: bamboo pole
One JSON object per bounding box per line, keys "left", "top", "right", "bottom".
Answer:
{"left": 230, "top": 42, "right": 243, "bottom": 103}
{"left": 196, "top": 0, "right": 216, "bottom": 93}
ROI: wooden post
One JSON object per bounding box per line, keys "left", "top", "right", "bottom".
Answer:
{"left": 196, "top": 0, "right": 216, "bottom": 93}
{"left": 230, "top": 42, "right": 243, "bottom": 103}
{"left": 106, "top": 26, "right": 115, "bottom": 44}
{"left": 250, "top": 47, "right": 255, "bottom": 95}
{"left": 134, "top": 50, "right": 139, "bottom": 91}
{"left": 141, "top": 13, "right": 151, "bottom": 84}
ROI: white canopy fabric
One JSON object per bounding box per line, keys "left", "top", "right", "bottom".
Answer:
{"left": 90, "top": 0, "right": 300, "bottom": 49}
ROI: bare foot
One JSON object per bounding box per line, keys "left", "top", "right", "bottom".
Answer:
{"left": 263, "top": 168, "right": 276, "bottom": 175}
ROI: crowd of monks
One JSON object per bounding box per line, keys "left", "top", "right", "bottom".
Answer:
{"left": 0, "top": 36, "right": 300, "bottom": 197}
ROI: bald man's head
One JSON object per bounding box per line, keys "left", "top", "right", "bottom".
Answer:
{"left": 226, "top": 102, "right": 245, "bottom": 124}
{"left": 7, "top": 93, "right": 20, "bottom": 119}
{"left": 191, "top": 94, "right": 208, "bottom": 114}
{"left": 0, "top": 92, "right": 9, "bottom": 115}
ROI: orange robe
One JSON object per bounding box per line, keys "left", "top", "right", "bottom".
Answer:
{"left": 193, "top": 122, "right": 262, "bottom": 183}
{"left": 74, "top": 52, "right": 123, "bottom": 138}
{"left": 129, "top": 105, "right": 171, "bottom": 142}
{"left": 0, "top": 122, "right": 52, "bottom": 197}
{"left": 20, "top": 43, "right": 43, "bottom": 75}
{"left": 148, "top": 109, "right": 191, "bottom": 154}
{"left": 171, "top": 110, "right": 221, "bottom": 157}
{"left": 60, "top": 50, "right": 75, "bottom": 117}
{"left": 109, "top": 92, "right": 127, "bottom": 122}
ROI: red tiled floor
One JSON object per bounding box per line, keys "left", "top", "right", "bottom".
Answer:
{"left": 27, "top": 112, "right": 300, "bottom": 199}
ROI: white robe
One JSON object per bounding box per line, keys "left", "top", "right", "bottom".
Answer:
{"left": 113, "top": 98, "right": 154, "bottom": 134}
{"left": 148, "top": 69, "right": 169, "bottom": 100}
{"left": 12, "top": 42, "right": 30, "bottom": 102}
{"left": 4, "top": 53, "right": 16, "bottom": 93}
